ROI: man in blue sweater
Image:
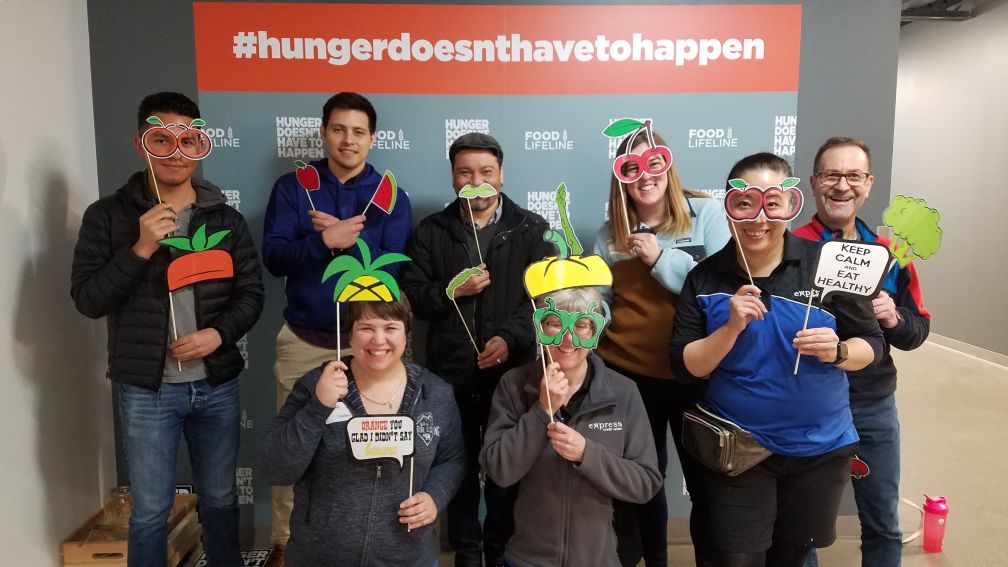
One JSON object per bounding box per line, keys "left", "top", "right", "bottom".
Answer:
{"left": 262, "top": 92, "right": 412, "bottom": 560}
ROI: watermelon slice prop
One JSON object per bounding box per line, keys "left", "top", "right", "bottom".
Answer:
{"left": 363, "top": 170, "right": 398, "bottom": 216}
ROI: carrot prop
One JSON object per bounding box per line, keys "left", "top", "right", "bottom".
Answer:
{"left": 362, "top": 170, "right": 398, "bottom": 217}
{"left": 445, "top": 267, "right": 485, "bottom": 354}
{"left": 142, "top": 115, "right": 214, "bottom": 372}
{"left": 457, "top": 183, "right": 497, "bottom": 266}
{"left": 322, "top": 238, "right": 411, "bottom": 361}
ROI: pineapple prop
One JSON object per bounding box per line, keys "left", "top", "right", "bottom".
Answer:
{"left": 321, "top": 238, "right": 411, "bottom": 360}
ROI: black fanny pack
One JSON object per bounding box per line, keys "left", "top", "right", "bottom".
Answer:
{"left": 682, "top": 403, "right": 772, "bottom": 477}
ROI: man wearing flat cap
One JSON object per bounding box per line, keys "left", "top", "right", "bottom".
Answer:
{"left": 402, "top": 133, "right": 552, "bottom": 567}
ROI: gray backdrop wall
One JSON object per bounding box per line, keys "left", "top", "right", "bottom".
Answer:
{"left": 87, "top": 0, "right": 901, "bottom": 543}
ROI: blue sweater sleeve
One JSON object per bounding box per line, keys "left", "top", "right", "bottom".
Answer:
{"left": 262, "top": 176, "right": 332, "bottom": 278}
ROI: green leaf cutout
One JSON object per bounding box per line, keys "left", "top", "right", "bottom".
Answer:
{"left": 356, "top": 237, "right": 373, "bottom": 267}
{"left": 190, "top": 118, "right": 206, "bottom": 128}
{"left": 322, "top": 255, "right": 364, "bottom": 283}
{"left": 554, "top": 182, "right": 582, "bottom": 256}
{"left": 158, "top": 237, "right": 194, "bottom": 251}
{"left": 294, "top": 160, "right": 307, "bottom": 168}
{"left": 446, "top": 267, "right": 486, "bottom": 300}
{"left": 371, "top": 270, "right": 402, "bottom": 301}
{"left": 602, "top": 118, "right": 645, "bottom": 138}
{"left": 191, "top": 224, "right": 208, "bottom": 251}
{"left": 544, "top": 229, "right": 570, "bottom": 259}
{"left": 781, "top": 177, "right": 800, "bottom": 188}
{"left": 728, "top": 178, "right": 748, "bottom": 189}
{"left": 146, "top": 116, "right": 164, "bottom": 126}
{"left": 204, "top": 229, "right": 231, "bottom": 250}
{"left": 371, "top": 252, "right": 412, "bottom": 271}
{"left": 458, "top": 183, "right": 497, "bottom": 200}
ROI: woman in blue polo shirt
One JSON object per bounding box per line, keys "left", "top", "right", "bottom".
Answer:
{"left": 668, "top": 152, "right": 883, "bottom": 567}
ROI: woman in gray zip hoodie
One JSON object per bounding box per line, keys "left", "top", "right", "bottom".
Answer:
{"left": 480, "top": 288, "right": 662, "bottom": 567}
{"left": 259, "top": 299, "right": 465, "bottom": 567}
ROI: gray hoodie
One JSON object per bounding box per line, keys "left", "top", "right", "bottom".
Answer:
{"left": 480, "top": 353, "right": 662, "bottom": 567}
{"left": 258, "top": 359, "right": 465, "bottom": 567}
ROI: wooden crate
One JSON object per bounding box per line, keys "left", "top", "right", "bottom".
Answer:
{"left": 62, "top": 494, "right": 201, "bottom": 567}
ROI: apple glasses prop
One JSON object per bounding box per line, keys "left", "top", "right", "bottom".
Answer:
{"left": 602, "top": 118, "right": 673, "bottom": 237}
{"left": 723, "top": 177, "right": 804, "bottom": 286}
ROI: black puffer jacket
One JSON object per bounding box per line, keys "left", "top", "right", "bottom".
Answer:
{"left": 71, "top": 171, "right": 264, "bottom": 389}
{"left": 401, "top": 194, "right": 553, "bottom": 395}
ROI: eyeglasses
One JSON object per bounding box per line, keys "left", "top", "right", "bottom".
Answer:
{"left": 533, "top": 298, "right": 605, "bottom": 349}
{"left": 613, "top": 147, "right": 672, "bottom": 183}
{"left": 815, "top": 171, "right": 869, "bottom": 187}
{"left": 141, "top": 118, "right": 213, "bottom": 160}
{"left": 724, "top": 179, "right": 804, "bottom": 222}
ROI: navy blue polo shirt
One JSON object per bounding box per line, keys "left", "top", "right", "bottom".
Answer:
{"left": 669, "top": 231, "right": 882, "bottom": 457}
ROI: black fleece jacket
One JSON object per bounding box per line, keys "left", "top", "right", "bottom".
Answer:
{"left": 401, "top": 194, "right": 553, "bottom": 395}
{"left": 71, "top": 171, "right": 264, "bottom": 389}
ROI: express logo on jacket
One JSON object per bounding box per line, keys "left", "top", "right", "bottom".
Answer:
{"left": 588, "top": 421, "right": 624, "bottom": 432}
{"left": 416, "top": 412, "right": 440, "bottom": 446}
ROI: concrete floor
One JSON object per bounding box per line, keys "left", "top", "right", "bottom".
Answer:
{"left": 188, "top": 340, "right": 1005, "bottom": 567}
{"left": 434, "top": 342, "right": 1008, "bottom": 566}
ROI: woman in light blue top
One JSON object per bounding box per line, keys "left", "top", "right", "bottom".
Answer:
{"left": 593, "top": 127, "right": 729, "bottom": 567}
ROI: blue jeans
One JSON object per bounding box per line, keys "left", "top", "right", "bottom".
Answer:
{"left": 805, "top": 394, "right": 902, "bottom": 567}
{"left": 119, "top": 379, "right": 242, "bottom": 567}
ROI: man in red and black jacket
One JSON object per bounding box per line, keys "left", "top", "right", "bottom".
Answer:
{"left": 795, "top": 137, "right": 930, "bottom": 567}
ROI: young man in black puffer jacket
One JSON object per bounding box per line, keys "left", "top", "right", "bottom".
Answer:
{"left": 71, "top": 92, "right": 263, "bottom": 567}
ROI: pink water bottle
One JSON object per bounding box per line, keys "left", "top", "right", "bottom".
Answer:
{"left": 922, "top": 495, "right": 949, "bottom": 552}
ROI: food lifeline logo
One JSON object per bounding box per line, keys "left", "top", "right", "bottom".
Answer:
{"left": 524, "top": 129, "right": 573, "bottom": 151}
{"left": 607, "top": 117, "right": 649, "bottom": 159}
{"left": 773, "top": 115, "right": 796, "bottom": 157}
{"left": 688, "top": 127, "right": 738, "bottom": 149}
{"left": 276, "top": 116, "right": 325, "bottom": 159}
{"left": 204, "top": 125, "right": 241, "bottom": 149}
{"left": 445, "top": 118, "right": 490, "bottom": 159}
{"left": 374, "top": 128, "right": 411, "bottom": 151}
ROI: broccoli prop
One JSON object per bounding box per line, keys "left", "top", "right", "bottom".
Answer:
{"left": 882, "top": 195, "right": 943, "bottom": 267}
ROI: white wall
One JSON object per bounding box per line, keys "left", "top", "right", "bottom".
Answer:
{"left": 0, "top": 0, "right": 116, "bottom": 563}
{"left": 893, "top": 2, "right": 1008, "bottom": 356}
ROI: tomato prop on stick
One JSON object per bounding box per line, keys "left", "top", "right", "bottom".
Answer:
{"left": 294, "top": 160, "right": 321, "bottom": 191}
{"left": 159, "top": 224, "right": 234, "bottom": 291}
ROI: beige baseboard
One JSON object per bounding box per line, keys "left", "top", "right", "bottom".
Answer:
{"left": 927, "top": 334, "right": 1008, "bottom": 368}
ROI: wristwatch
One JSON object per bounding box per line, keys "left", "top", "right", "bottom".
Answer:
{"left": 831, "top": 342, "right": 849, "bottom": 365}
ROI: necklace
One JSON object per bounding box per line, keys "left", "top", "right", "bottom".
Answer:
{"left": 357, "top": 376, "right": 406, "bottom": 411}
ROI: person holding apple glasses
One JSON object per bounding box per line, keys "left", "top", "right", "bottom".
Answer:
{"left": 668, "top": 152, "right": 884, "bottom": 567}
{"left": 593, "top": 122, "right": 729, "bottom": 567}
{"left": 71, "top": 92, "right": 264, "bottom": 567}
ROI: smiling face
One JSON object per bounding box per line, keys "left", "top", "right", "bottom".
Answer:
{"left": 320, "top": 108, "right": 375, "bottom": 180}
{"left": 349, "top": 310, "right": 407, "bottom": 375}
{"left": 730, "top": 167, "right": 789, "bottom": 256}
{"left": 452, "top": 149, "right": 503, "bottom": 213}
{"left": 623, "top": 140, "right": 670, "bottom": 211}
{"left": 134, "top": 112, "right": 200, "bottom": 191}
{"left": 811, "top": 145, "right": 874, "bottom": 231}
